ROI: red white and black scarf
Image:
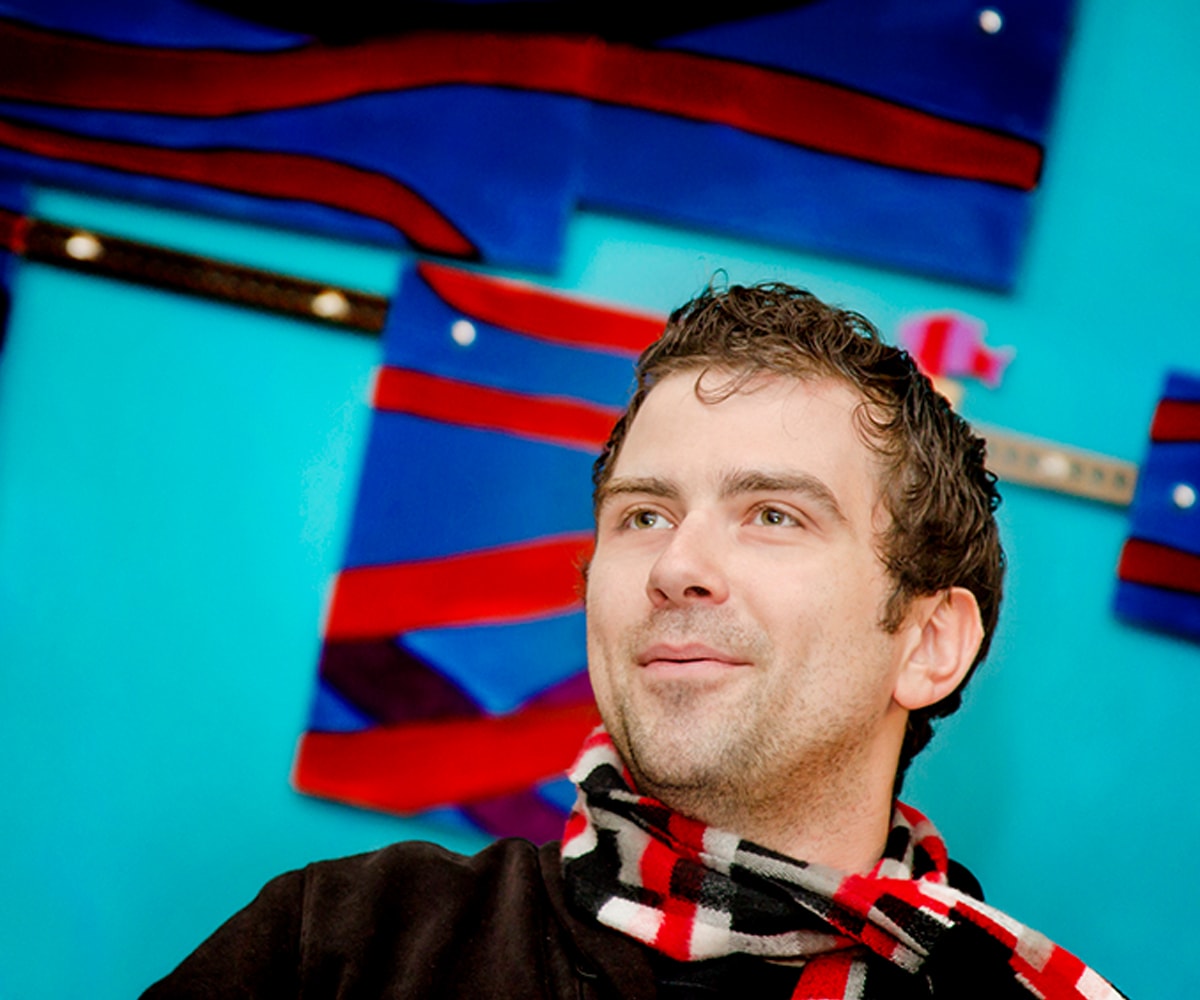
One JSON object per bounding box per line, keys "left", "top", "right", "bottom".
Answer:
{"left": 561, "top": 727, "right": 1123, "bottom": 999}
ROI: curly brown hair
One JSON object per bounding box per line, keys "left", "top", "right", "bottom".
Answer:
{"left": 592, "top": 281, "right": 1004, "bottom": 793}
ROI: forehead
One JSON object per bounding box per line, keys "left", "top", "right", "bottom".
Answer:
{"left": 614, "top": 370, "right": 883, "bottom": 519}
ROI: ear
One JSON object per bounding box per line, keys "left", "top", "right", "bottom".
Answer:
{"left": 892, "top": 588, "right": 985, "bottom": 711}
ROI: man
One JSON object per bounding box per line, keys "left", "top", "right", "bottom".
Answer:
{"left": 145, "top": 282, "right": 1121, "bottom": 998}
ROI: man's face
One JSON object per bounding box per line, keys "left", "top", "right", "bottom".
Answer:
{"left": 586, "top": 370, "right": 917, "bottom": 821}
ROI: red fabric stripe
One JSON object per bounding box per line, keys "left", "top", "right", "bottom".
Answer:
{"left": 1151, "top": 399, "right": 1200, "bottom": 442}
{"left": 294, "top": 700, "right": 600, "bottom": 812}
{"left": 641, "top": 838, "right": 697, "bottom": 959}
{"left": 0, "top": 207, "right": 28, "bottom": 252}
{"left": 0, "top": 22, "right": 1041, "bottom": 188}
{"left": 561, "top": 807, "right": 588, "bottom": 849}
{"left": 1117, "top": 538, "right": 1200, "bottom": 596}
{"left": 0, "top": 116, "right": 474, "bottom": 256}
{"left": 418, "top": 262, "right": 661, "bottom": 355}
{"left": 793, "top": 951, "right": 853, "bottom": 998}
{"left": 0, "top": 22, "right": 594, "bottom": 116}
{"left": 665, "top": 810, "right": 710, "bottom": 857}
{"left": 1012, "top": 945, "right": 1089, "bottom": 1000}
{"left": 325, "top": 533, "right": 593, "bottom": 640}
{"left": 373, "top": 366, "right": 621, "bottom": 449}
{"left": 590, "top": 43, "right": 1041, "bottom": 190}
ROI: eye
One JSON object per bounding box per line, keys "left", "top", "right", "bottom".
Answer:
{"left": 625, "top": 508, "right": 673, "bottom": 530}
{"left": 752, "top": 506, "right": 799, "bottom": 527}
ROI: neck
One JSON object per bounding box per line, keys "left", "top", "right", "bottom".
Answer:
{"left": 657, "top": 782, "right": 894, "bottom": 874}
{"left": 637, "top": 736, "right": 902, "bottom": 873}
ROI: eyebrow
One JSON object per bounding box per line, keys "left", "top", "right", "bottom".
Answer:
{"left": 597, "top": 470, "right": 848, "bottom": 524}
{"left": 719, "top": 469, "right": 848, "bottom": 524}
{"left": 597, "top": 476, "right": 680, "bottom": 509}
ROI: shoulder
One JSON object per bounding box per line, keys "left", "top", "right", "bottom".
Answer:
{"left": 302, "top": 835, "right": 543, "bottom": 886}
{"left": 142, "top": 839, "right": 560, "bottom": 998}
{"left": 268, "top": 836, "right": 554, "bottom": 953}
{"left": 296, "top": 836, "right": 549, "bottom": 924}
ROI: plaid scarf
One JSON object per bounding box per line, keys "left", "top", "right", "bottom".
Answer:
{"left": 562, "top": 727, "right": 1123, "bottom": 999}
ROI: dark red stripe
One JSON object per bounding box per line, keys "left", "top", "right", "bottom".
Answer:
{"left": 1118, "top": 538, "right": 1200, "bottom": 596}
{"left": 794, "top": 951, "right": 854, "bottom": 995}
{"left": 293, "top": 700, "right": 601, "bottom": 812}
{"left": 0, "top": 207, "right": 28, "bottom": 253}
{"left": 0, "top": 21, "right": 1041, "bottom": 189}
{"left": 590, "top": 43, "right": 1042, "bottom": 190}
{"left": 0, "top": 22, "right": 593, "bottom": 116}
{"left": 419, "top": 262, "right": 662, "bottom": 355}
{"left": 0, "top": 115, "right": 475, "bottom": 256}
{"left": 1151, "top": 399, "right": 1200, "bottom": 443}
{"left": 325, "top": 533, "right": 592, "bottom": 640}
{"left": 373, "top": 367, "right": 620, "bottom": 450}
{"left": 461, "top": 787, "right": 569, "bottom": 842}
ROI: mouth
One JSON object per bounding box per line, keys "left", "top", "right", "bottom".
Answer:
{"left": 636, "top": 643, "right": 750, "bottom": 671}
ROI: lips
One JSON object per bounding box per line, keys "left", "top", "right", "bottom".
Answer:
{"left": 636, "top": 643, "right": 749, "bottom": 669}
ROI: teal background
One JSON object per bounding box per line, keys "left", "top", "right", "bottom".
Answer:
{"left": 0, "top": 1, "right": 1197, "bottom": 996}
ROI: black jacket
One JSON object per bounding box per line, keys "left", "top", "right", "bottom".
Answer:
{"left": 142, "top": 838, "right": 658, "bottom": 999}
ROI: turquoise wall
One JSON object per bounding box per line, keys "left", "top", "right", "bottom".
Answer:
{"left": 1, "top": 1, "right": 1197, "bottom": 996}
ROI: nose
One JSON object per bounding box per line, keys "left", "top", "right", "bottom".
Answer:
{"left": 646, "top": 514, "right": 730, "bottom": 607}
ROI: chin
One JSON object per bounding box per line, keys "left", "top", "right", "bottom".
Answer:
{"left": 626, "top": 733, "right": 741, "bottom": 797}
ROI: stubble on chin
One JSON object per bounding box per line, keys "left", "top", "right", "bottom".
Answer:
{"left": 601, "top": 643, "right": 884, "bottom": 838}
{"left": 598, "top": 606, "right": 776, "bottom": 810}
{"left": 616, "top": 692, "right": 881, "bottom": 842}
{"left": 614, "top": 695, "right": 782, "bottom": 833}
{"left": 617, "top": 682, "right": 737, "bottom": 790}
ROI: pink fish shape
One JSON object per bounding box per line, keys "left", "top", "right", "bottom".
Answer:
{"left": 899, "top": 312, "right": 1014, "bottom": 387}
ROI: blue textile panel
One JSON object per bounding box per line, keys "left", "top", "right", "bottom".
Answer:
{"left": 1114, "top": 371, "right": 1200, "bottom": 640}
{"left": 0, "top": 0, "right": 1075, "bottom": 284}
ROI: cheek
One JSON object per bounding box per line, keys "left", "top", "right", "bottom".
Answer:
{"left": 585, "top": 546, "right": 644, "bottom": 619}
{"left": 806, "top": 551, "right": 891, "bottom": 623}
{"left": 756, "top": 564, "right": 885, "bottom": 661}
{"left": 583, "top": 552, "right": 649, "bottom": 694}
{"left": 584, "top": 614, "right": 621, "bottom": 723}
{"left": 583, "top": 609, "right": 606, "bottom": 664}
{"left": 583, "top": 565, "right": 623, "bottom": 665}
